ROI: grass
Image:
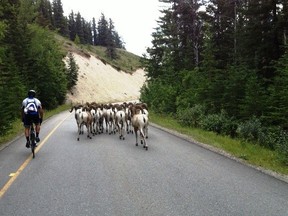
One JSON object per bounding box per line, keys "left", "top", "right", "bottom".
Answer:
{"left": 86, "top": 45, "right": 142, "bottom": 73}
{"left": 150, "top": 111, "right": 288, "bottom": 176}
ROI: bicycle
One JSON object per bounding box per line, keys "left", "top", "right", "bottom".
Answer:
{"left": 29, "top": 123, "right": 37, "bottom": 159}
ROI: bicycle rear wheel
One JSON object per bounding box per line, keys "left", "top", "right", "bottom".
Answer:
{"left": 31, "top": 141, "right": 36, "bottom": 158}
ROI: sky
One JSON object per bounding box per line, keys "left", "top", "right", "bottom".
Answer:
{"left": 61, "top": 0, "right": 164, "bottom": 56}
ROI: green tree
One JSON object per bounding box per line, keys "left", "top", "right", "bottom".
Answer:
{"left": 92, "top": 17, "right": 98, "bottom": 45}
{"left": 66, "top": 52, "right": 79, "bottom": 90}
{"left": 27, "top": 24, "right": 67, "bottom": 109}
{"left": 52, "top": 0, "right": 68, "bottom": 36}
{"left": 105, "top": 18, "right": 117, "bottom": 59}
{"left": 68, "top": 10, "right": 76, "bottom": 41}
{"left": 97, "top": 13, "right": 109, "bottom": 46}
{"left": 35, "top": 0, "right": 53, "bottom": 28}
{"left": 75, "top": 12, "right": 84, "bottom": 43}
{"left": 82, "top": 19, "right": 92, "bottom": 45}
{"left": 266, "top": 48, "right": 288, "bottom": 129}
{"left": 0, "top": 0, "right": 25, "bottom": 134}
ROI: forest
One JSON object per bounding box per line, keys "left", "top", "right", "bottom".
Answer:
{"left": 0, "top": 0, "right": 124, "bottom": 135}
{"left": 140, "top": 0, "right": 288, "bottom": 164}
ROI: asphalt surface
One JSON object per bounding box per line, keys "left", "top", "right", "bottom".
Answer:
{"left": 0, "top": 111, "right": 288, "bottom": 216}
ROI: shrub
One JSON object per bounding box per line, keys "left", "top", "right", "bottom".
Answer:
{"left": 140, "top": 80, "right": 177, "bottom": 114}
{"left": 257, "top": 126, "right": 280, "bottom": 150}
{"left": 176, "top": 104, "right": 206, "bottom": 127}
{"left": 236, "top": 116, "right": 263, "bottom": 143}
{"left": 200, "top": 110, "right": 237, "bottom": 136}
{"left": 274, "top": 129, "right": 288, "bottom": 165}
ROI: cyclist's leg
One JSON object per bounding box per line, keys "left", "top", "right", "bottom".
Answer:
{"left": 23, "top": 115, "right": 31, "bottom": 148}
{"left": 33, "top": 115, "right": 41, "bottom": 142}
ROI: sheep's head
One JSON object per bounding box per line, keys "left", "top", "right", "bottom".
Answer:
{"left": 70, "top": 104, "right": 83, "bottom": 112}
{"left": 82, "top": 106, "right": 91, "bottom": 112}
{"left": 130, "top": 105, "right": 143, "bottom": 116}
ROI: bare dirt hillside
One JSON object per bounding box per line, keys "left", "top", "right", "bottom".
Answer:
{"left": 65, "top": 53, "right": 147, "bottom": 104}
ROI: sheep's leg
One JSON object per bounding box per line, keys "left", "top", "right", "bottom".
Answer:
{"left": 140, "top": 129, "right": 148, "bottom": 150}
{"left": 98, "top": 119, "right": 102, "bottom": 134}
{"left": 98, "top": 119, "right": 101, "bottom": 134}
{"left": 140, "top": 130, "right": 144, "bottom": 145}
{"left": 119, "top": 121, "right": 125, "bottom": 140}
{"left": 130, "top": 122, "right": 134, "bottom": 134}
{"left": 108, "top": 121, "right": 112, "bottom": 135}
{"left": 121, "top": 123, "right": 125, "bottom": 140}
{"left": 104, "top": 118, "right": 108, "bottom": 133}
{"left": 77, "top": 123, "right": 83, "bottom": 141}
{"left": 96, "top": 121, "right": 99, "bottom": 134}
{"left": 134, "top": 128, "right": 138, "bottom": 146}
{"left": 92, "top": 122, "right": 95, "bottom": 135}
{"left": 112, "top": 120, "right": 116, "bottom": 134}
{"left": 87, "top": 124, "right": 92, "bottom": 139}
{"left": 126, "top": 121, "right": 129, "bottom": 134}
{"left": 100, "top": 120, "right": 104, "bottom": 133}
{"left": 118, "top": 123, "right": 122, "bottom": 139}
{"left": 77, "top": 128, "right": 80, "bottom": 141}
{"left": 145, "top": 126, "right": 148, "bottom": 139}
{"left": 93, "top": 121, "right": 97, "bottom": 135}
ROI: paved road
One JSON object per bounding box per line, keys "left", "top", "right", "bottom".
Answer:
{"left": 0, "top": 111, "right": 288, "bottom": 216}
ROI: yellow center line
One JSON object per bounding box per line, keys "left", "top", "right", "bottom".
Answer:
{"left": 0, "top": 112, "right": 71, "bottom": 199}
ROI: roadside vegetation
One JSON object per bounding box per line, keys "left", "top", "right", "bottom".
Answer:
{"left": 140, "top": 0, "right": 288, "bottom": 175}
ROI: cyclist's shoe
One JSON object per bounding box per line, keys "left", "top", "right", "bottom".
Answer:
{"left": 26, "top": 141, "right": 30, "bottom": 148}
{"left": 35, "top": 137, "right": 40, "bottom": 143}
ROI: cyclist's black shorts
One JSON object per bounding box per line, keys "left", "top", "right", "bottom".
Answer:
{"left": 24, "top": 114, "right": 40, "bottom": 128}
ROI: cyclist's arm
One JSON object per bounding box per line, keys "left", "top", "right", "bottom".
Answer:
{"left": 35, "top": 98, "right": 43, "bottom": 120}
{"left": 39, "top": 107, "right": 44, "bottom": 119}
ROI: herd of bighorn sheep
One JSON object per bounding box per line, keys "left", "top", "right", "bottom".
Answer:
{"left": 69, "top": 101, "right": 149, "bottom": 150}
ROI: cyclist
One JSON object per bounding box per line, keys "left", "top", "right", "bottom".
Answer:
{"left": 21, "top": 90, "right": 44, "bottom": 148}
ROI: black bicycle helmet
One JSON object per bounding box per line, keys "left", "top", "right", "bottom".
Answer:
{"left": 28, "top": 89, "right": 36, "bottom": 97}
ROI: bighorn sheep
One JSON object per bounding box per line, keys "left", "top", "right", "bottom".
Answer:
{"left": 77, "top": 106, "right": 93, "bottom": 141}
{"left": 114, "top": 104, "right": 126, "bottom": 140}
{"left": 130, "top": 105, "right": 149, "bottom": 150}
{"left": 70, "top": 104, "right": 84, "bottom": 136}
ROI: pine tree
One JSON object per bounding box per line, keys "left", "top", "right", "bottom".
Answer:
{"left": 105, "top": 18, "right": 117, "bottom": 59}
{"left": 75, "top": 12, "right": 84, "bottom": 43}
{"left": 52, "top": 0, "right": 68, "bottom": 37}
{"left": 83, "top": 19, "right": 92, "bottom": 45}
{"left": 97, "top": 13, "right": 109, "bottom": 46}
{"left": 66, "top": 52, "right": 79, "bottom": 90}
{"left": 36, "top": 0, "right": 53, "bottom": 28}
{"left": 68, "top": 11, "right": 76, "bottom": 41}
{"left": 92, "top": 17, "right": 98, "bottom": 46}
{"left": 266, "top": 48, "right": 288, "bottom": 129}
